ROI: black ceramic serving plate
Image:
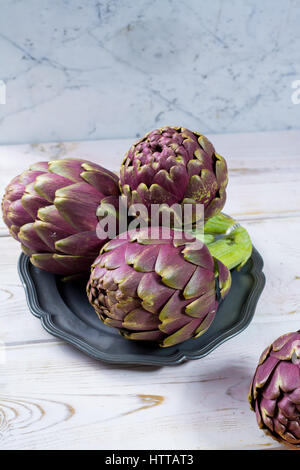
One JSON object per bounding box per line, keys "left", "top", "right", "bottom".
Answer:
{"left": 18, "top": 247, "right": 265, "bottom": 366}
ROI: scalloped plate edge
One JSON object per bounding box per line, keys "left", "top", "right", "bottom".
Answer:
{"left": 18, "top": 248, "right": 265, "bottom": 366}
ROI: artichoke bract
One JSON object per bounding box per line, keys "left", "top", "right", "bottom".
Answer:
{"left": 120, "top": 126, "right": 228, "bottom": 222}
{"left": 2, "top": 159, "right": 120, "bottom": 275}
{"left": 249, "top": 331, "right": 300, "bottom": 449}
{"left": 87, "top": 227, "right": 231, "bottom": 348}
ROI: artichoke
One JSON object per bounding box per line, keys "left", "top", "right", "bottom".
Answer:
{"left": 120, "top": 126, "right": 228, "bottom": 222}
{"left": 249, "top": 331, "right": 300, "bottom": 449}
{"left": 2, "top": 159, "right": 120, "bottom": 275}
{"left": 87, "top": 218, "right": 252, "bottom": 348}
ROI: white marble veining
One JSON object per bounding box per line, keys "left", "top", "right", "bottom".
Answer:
{"left": 0, "top": 0, "right": 300, "bottom": 144}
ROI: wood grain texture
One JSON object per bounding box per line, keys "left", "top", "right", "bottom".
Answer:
{"left": 0, "top": 130, "right": 299, "bottom": 449}
{"left": 1, "top": 319, "right": 297, "bottom": 450}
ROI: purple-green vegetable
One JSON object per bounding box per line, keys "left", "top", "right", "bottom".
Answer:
{"left": 120, "top": 126, "right": 228, "bottom": 222}
{"left": 249, "top": 331, "right": 300, "bottom": 449}
{"left": 87, "top": 227, "right": 232, "bottom": 348}
{"left": 2, "top": 159, "right": 120, "bottom": 275}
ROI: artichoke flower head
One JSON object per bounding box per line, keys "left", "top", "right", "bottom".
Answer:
{"left": 120, "top": 126, "right": 228, "bottom": 222}
{"left": 2, "top": 159, "right": 121, "bottom": 275}
{"left": 249, "top": 331, "right": 300, "bottom": 449}
{"left": 87, "top": 227, "right": 232, "bottom": 348}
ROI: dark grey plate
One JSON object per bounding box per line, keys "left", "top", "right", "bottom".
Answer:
{"left": 18, "top": 247, "right": 265, "bottom": 366}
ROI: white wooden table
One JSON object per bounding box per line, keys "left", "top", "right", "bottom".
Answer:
{"left": 1, "top": 131, "right": 299, "bottom": 450}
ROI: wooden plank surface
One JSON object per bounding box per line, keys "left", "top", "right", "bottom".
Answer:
{"left": 0, "top": 130, "right": 299, "bottom": 450}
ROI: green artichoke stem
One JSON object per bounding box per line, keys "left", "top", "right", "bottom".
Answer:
{"left": 193, "top": 213, "right": 252, "bottom": 271}
{"left": 207, "top": 225, "right": 252, "bottom": 270}
{"left": 204, "top": 212, "right": 236, "bottom": 234}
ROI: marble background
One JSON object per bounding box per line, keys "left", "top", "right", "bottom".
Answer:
{"left": 0, "top": 0, "right": 299, "bottom": 144}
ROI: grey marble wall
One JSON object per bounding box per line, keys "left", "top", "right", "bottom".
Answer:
{"left": 0, "top": 0, "right": 299, "bottom": 144}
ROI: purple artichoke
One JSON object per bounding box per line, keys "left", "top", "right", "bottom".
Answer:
{"left": 2, "top": 159, "right": 120, "bottom": 275}
{"left": 249, "top": 331, "right": 300, "bottom": 449}
{"left": 87, "top": 228, "right": 231, "bottom": 347}
{"left": 120, "top": 126, "right": 228, "bottom": 222}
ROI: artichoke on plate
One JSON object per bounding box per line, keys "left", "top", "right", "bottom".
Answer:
{"left": 120, "top": 126, "right": 228, "bottom": 222}
{"left": 249, "top": 331, "right": 300, "bottom": 449}
{"left": 2, "top": 159, "right": 120, "bottom": 275}
{"left": 87, "top": 219, "right": 251, "bottom": 348}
